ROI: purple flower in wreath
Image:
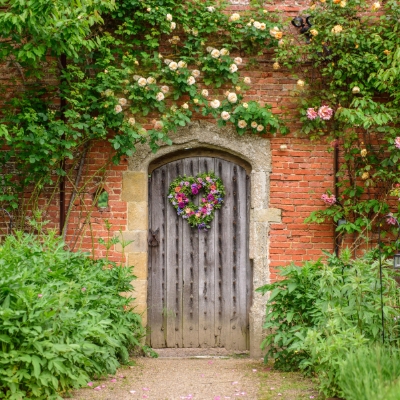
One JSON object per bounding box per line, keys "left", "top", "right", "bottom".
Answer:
{"left": 207, "top": 194, "right": 215, "bottom": 201}
{"left": 178, "top": 202, "right": 186, "bottom": 208}
{"left": 197, "top": 178, "right": 203, "bottom": 183}
{"left": 177, "top": 208, "right": 183, "bottom": 215}
{"left": 218, "top": 197, "right": 223, "bottom": 203}
{"left": 198, "top": 222, "right": 207, "bottom": 230}
{"left": 168, "top": 194, "right": 173, "bottom": 199}
{"left": 191, "top": 184, "right": 199, "bottom": 195}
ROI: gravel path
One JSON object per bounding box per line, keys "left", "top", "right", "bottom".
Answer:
{"left": 72, "top": 350, "right": 261, "bottom": 400}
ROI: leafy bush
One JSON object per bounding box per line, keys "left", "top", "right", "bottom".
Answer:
{"left": 257, "top": 249, "right": 400, "bottom": 397}
{"left": 256, "top": 259, "right": 323, "bottom": 370}
{"left": 338, "top": 346, "right": 400, "bottom": 400}
{"left": 0, "top": 231, "right": 145, "bottom": 399}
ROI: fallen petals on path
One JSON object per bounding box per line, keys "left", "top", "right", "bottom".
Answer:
{"left": 94, "top": 386, "right": 102, "bottom": 391}
{"left": 252, "top": 369, "right": 257, "bottom": 372}
{"left": 278, "top": 393, "right": 282, "bottom": 396}
{"left": 214, "top": 397, "right": 221, "bottom": 400}
{"left": 232, "top": 381, "right": 238, "bottom": 385}
{"left": 110, "top": 378, "right": 117, "bottom": 382}
{"left": 142, "top": 387, "right": 150, "bottom": 391}
{"left": 87, "top": 382, "right": 93, "bottom": 387}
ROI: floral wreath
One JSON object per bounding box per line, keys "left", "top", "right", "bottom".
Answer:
{"left": 168, "top": 172, "right": 225, "bottom": 230}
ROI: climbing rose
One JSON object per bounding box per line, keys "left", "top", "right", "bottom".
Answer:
{"left": 229, "top": 64, "right": 238, "bottom": 73}
{"left": 387, "top": 215, "right": 397, "bottom": 225}
{"left": 166, "top": 13, "right": 173, "bottom": 21}
{"left": 318, "top": 105, "right": 334, "bottom": 120}
{"left": 211, "top": 49, "right": 220, "bottom": 58}
{"left": 395, "top": 137, "right": 400, "bottom": 149}
{"left": 257, "top": 124, "right": 264, "bottom": 132}
{"left": 146, "top": 77, "right": 156, "bottom": 84}
{"left": 253, "top": 21, "right": 261, "bottom": 29}
{"left": 230, "top": 13, "right": 240, "bottom": 22}
{"left": 191, "top": 70, "right": 200, "bottom": 78}
{"left": 118, "top": 98, "right": 127, "bottom": 106}
{"left": 138, "top": 77, "right": 147, "bottom": 87}
{"left": 260, "top": 23, "right": 266, "bottom": 31}
{"left": 227, "top": 92, "right": 238, "bottom": 103}
{"left": 221, "top": 111, "right": 231, "bottom": 121}
{"left": 207, "top": 6, "right": 215, "bottom": 12}
{"left": 156, "top": 92, "right": 165, "bottom": 101}
{"left": 169, "top": 61, "right": 178, "bottom": 71}
{"left": 306, "top": 108, "right": 318, "bottom": 120}
{"left": 321, "top": 194, "right": 336, "bottom": 205}
{"left": 234, "top": 57, "right": 243, "bottom": 65}
{"left": 170, "top": 22, "right": 176, "bottom": 30}
{"left": 238, "top": 120, "right": 247, "bottom": 128}
{"left": 332, "top": 25, "right": 343, "bottom": 34}
{"left": 187, "top": 76, "right": 196, "bottom": 85}
{"left": 201, "top": 89, "right": 209, "bottom": 97}
{"left": 244, "top": 77, "right": 251, "bottom": 84}
{"left": 178, "top": 61, "right": 187, "bottom": 68}
{"left": 371, "top": 2, "right": 380, "bottom": 10}
{"left": 220, "top": 48, "right": 230, "bottom": 56}
{"left": 128, "top": 117, "right": 135, "bottom": 125}
{"left": 114, "top": 105, "right": 122, "bottom": 113}
{"left": 161, "top": 85, "right": 169, "bottom": 93}
{"left": 251, "top": 121, "right": 258, "bottom": 128}
{"left": 210, "top": 100, "right": 220, "bottom": 109}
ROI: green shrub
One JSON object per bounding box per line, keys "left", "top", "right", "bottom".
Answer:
{"left": 0, "top": 231, "right": 145, "bottom": 399}
{"left": 257, "top": 249, "right": 400, "bottom": 397}
{"left": 338, "top": 346, "right": 400, "bottom": 400}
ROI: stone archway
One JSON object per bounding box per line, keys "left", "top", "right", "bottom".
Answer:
{"left": 120, "top": 121, "right": 281, "bottom": 357}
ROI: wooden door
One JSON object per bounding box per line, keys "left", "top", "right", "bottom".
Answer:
{"left": 147, "top": 156, "right": 251, "bottom": 350}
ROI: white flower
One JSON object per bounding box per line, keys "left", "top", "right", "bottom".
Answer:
{"left": 211, "top": 49, "right": 220, "bottom": 58}
{"left": 227, "top": 92, "right": 238, "bottom": 103}
{"left": 178, "top": 61, "right": 187, "bottom": 68}
{"left": 340, "top": 0, "right": 346, "bottom": 7}
{"left": 352, "top": 86, "right": 360, "bottom": 94}
{"left": 331, "top": 25, "right": 343, "bottom": 34}
{"left": 193, "top": 98, "right": 199, "bottom": 104}
{"left": 251, "top": 121, "right": 258, "bottom": 128}
{"left": 147, "top": 77, "right": 156, "bottom": 84}
{"left": 166, "top": 14, "right": 173, "bottom": 22}
{"left": 133, "top": 75, "right": 141, "bottom": 81}
{"left": 221, "top": 111, "right": 231, "bottom": 121}
{"left": 206, "top": 6, "right": 215, "bottom": 12}
{"left": 169, "top": 61, "right": 178, "bottom": 70}
{"left": 238, "top": 120, "right": 247, "bottom": 128}
{"left": 234, "top": 57, "right": 243, "bottom": 65}
{"left": 220, "top": 48, "right": 230, "bottom": 56}
{"left": 128, "top": 117, "right": 135, "bottom": 125}
{"left": 164, "top": 59, "right": 173, "bottom": 65}
{"left": 187, "top": 76, "right": 196, "bottom": 85}
{"left": 115, "top": 105, "right": 122, "bottom": 113}
{"left": 210, "top": 99, "right": 220, "bottom": 109}
{"left": 191, "top": 28, "right": 198, "bottom": 36}
{"left": 104, "top": 89, "right": 113, "bottom": 96}
{"left": 104, "top": 69, "right": 108, "bottom": 74}
{"left": 229, "top": 13, "right": 240, "bottom": 22}
{"left": 206, "top": 46, "right": 214, "bottom": 53}
{"left": 191, "top": 69, "right": 201, "bottom": 78}
{"left": 297, "top": 80, "right": 305, "bottom": 87}
{"left": 118, "top": 98, "right": 127, "bottom": 106}
{"left": 257, "top": 124, "right": 264, "bottom": 132}
{"left": 138, "top": 77, "right": 147, "bottom": 87}
{"left": 260, "top": 23, "right": 266, "bottom": 31}
{"left": 244, "top": 77, "right": 251, "bottom": 84}
{"left": 273, "top": 62, "right": 280, "bottom": 70}
{"left": 371, "top": 2, "right": 380, "bottom": 11}
{"left": 146, "top": 7, "right": 151, "bottom": 12}
{"left": 182, "top": 103, "right": 189, "bottom": 109}
{"left": 171, "top": 22, "right": 176, "bottom": 30}
{"left": 154, "top": 120, "right": 164, "bottom": 130}
{"left": 156, "top": 92, "right": 165, "bottom": 101}
{"left": 161, "top": 85, "right": 169, "bottom": 93}
{"left": 278, "top": 39, "right": 285, "bottom": 47}
{"left": 201, "top": 89, "right": 209, "bottom": 97}
{"left": 229, "top": 64, "right": 238, "bottom": 73}
{"left": 270, "top": 26, "right": 280, "bottom": 37}
{"left": 253, "top": 21, "right": 261, "bottom": 29}
{"left": 243, "top": 102, "right": 249, "bottom": 108}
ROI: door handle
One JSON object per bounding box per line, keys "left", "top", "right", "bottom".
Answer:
{"left": 148, "top": 228, "right": 160, "bottom": 247}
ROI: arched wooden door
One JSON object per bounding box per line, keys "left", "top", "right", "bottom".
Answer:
{"left": 147, "top": 156, "right": 251, "bottom": 349}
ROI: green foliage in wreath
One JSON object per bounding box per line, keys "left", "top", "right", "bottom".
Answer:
{"left": 168, "top": 172, "right": 225, "bottom": 230}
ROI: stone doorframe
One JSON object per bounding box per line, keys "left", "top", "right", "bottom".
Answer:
{"left": 120, "top": 121, "right": 281, "bottom": 357}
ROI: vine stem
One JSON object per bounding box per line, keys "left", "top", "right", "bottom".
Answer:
{"left": 62, "top": 142, "right": 90, "bottom": 241}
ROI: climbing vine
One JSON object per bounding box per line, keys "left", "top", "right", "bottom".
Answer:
{"left": 274, "top": 0, "right": 400, "bottom": 252}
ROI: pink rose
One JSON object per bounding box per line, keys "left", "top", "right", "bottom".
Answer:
{"left": 318, "top": 105, "right": 333, "bottom": 120}
{"left": 395, "top": 137, "right": 400, "bottom": 149}
{"left": 306, "top": 108, "right": 318, "bottom": 120}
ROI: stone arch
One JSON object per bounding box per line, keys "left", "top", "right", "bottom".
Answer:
{"left": 121, "top": 121, "right": 282, "bottom": 357}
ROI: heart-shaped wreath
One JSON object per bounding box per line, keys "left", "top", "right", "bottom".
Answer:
{"left": 168, "top": 172, "right": 225, "bottom": 230}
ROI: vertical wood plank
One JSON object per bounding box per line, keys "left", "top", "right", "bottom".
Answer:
{"left": 148, "top": 166, "right": 167, "bottom": 348}
{"left": 182, "top": 158, "right": 200, "bottom": 347}
{"left": 233, "top": 165, "right": 249, "bottom": 350}
{"left": 198, "top": 158, "right": 216, "bottom": 347}
{"left": 165, "top": 160, "right": 183, "bottom": 347}
{"left": 216, "top": 159, "right": 233, "bottom": 349}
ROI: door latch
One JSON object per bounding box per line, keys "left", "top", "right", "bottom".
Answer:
{"left": 148, "top": 228, "right": 160, "bottom": 247}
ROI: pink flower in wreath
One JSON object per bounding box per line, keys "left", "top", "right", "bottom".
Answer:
{"left": 395, "top": 137, "right": 400, "bottom": 149}
{"left": 206, "top": 176, "right": 211, "bottom": 181}
{"left": 196, "top": 212, "right": 201, "bottom": 217}
{"left": 201, "top": 207, "right": 208, "bottom": 213}
{"left": 306, "top": 108, "right": 318, "bottom": 120}
{"left": 185, "top": 208, "right": 192, "bottom": 214}
{"left": 318, "top": 105, "right": 333, "bottom": 120}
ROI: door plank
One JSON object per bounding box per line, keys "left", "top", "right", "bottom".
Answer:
{"left": 148, "top": 166, "right": 167, "bottom": 348}
{"left": 182, "top": 158, "right": 200, "bottom": 347}
{"left": 198, "top": 158, "right": 216, "bottom": 347}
